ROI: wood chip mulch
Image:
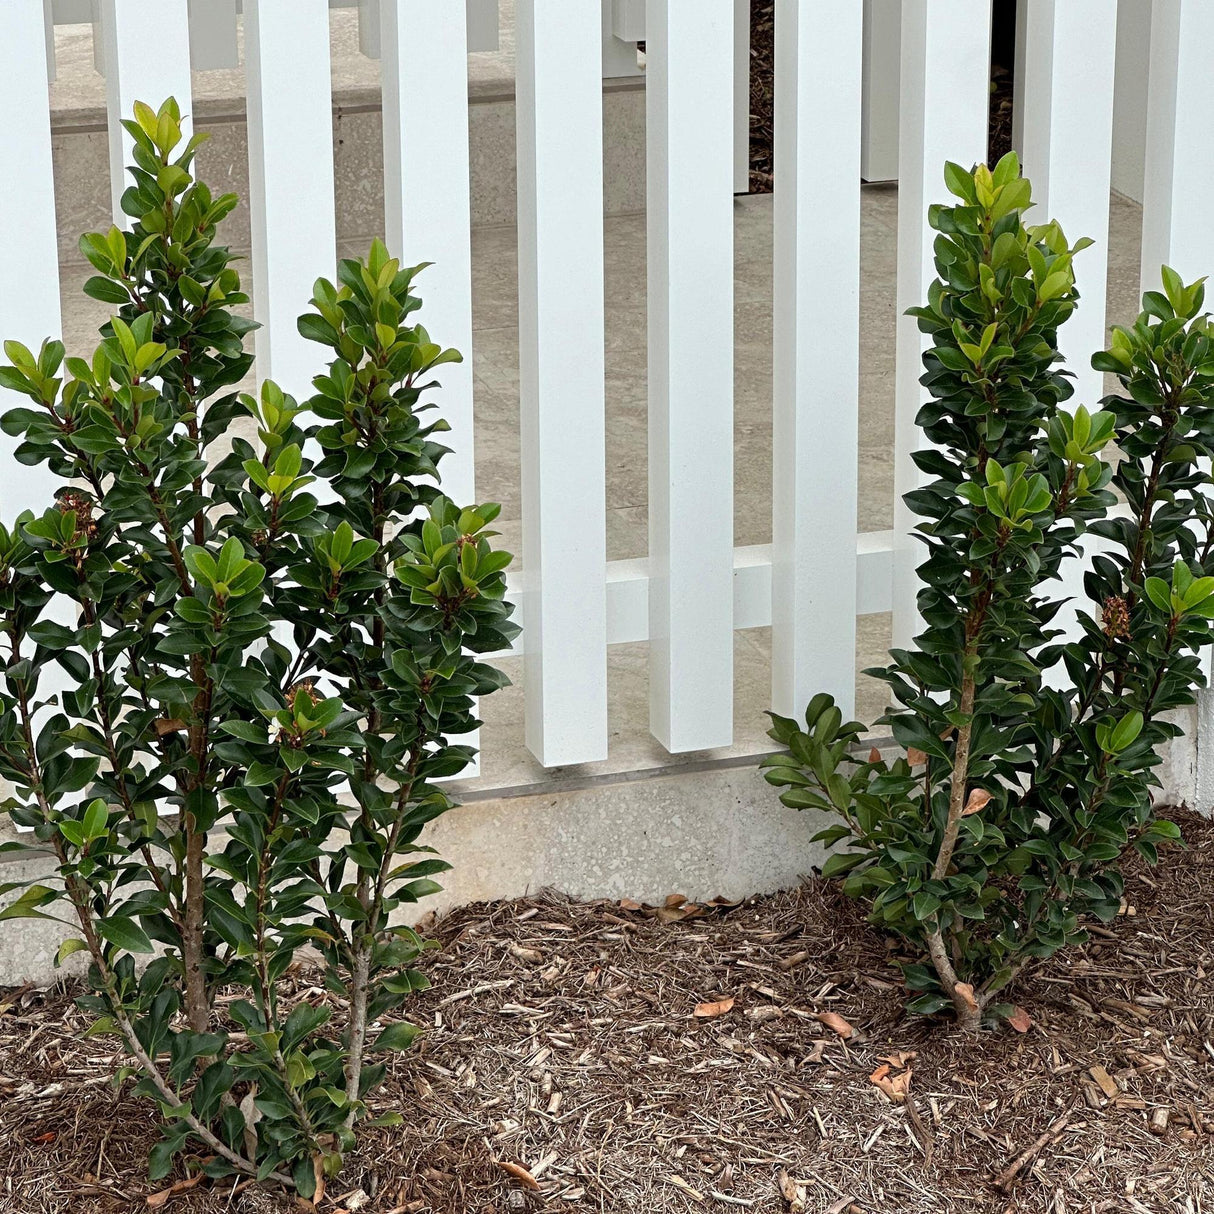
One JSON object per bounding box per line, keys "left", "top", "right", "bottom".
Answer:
{"left": 2, "top": 805, "right": 1213, "bottom": 1214}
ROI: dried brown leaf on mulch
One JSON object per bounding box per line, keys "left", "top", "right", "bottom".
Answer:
{"left": 3, "top": 806, "right": 1214, "bottom": 1213}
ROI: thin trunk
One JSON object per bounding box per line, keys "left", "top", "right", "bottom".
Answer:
{"left": 182, "top": 825, "right": 209, "bottom": 1032}
{"left": 343, "top": 950, "right": 371, "bottom": 1126}
{"left": 929, "top": 651, "right": 982, "bottom": 1029}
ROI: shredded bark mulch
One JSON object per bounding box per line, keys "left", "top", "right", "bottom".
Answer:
{"left": 3, "top": 805, "right": 1213, "bottom": 1213}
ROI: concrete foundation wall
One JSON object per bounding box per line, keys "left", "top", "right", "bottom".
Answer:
{"left": 0, "top": 759, "right": 832, "bottom": 986}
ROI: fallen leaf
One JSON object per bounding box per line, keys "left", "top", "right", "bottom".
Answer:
{"left": 906, "top": 747, "right": 927, "bottom": 765}
{"left": 509, "top": 943, "right": 543, "bottom": 964}
{"left": 777, "top": 1167, "right": 807, "bottom": 1213}
{"left": 1008, "top": 1005, "right": 1032, "bottom": 1033}
{"left": 618, "top": 898, "right": 643, "bottom": 912}
{"left": 146, "top": 1174, "right": 203, "bottom": 1207}
{"left": 664, "top": 893, "right": 688, "bottom": 908}
{"left": 336, "top": 1191, "right": 370, "bottom": 1212}
{"left": 816, "top": 1011, "right": 855, "bottom": 1039}
{"left": 954, "top": 982, "right": 979, "bottom": 1012}
{"left": 869, "top": 1061, "right": 913, "bottom": 1102}
{"left": 693, "top": 996, "right": 735, "bottom": 1019}
{"left": 32, "top": 1131, "right": 56, "bottom": 1144}
{"left": 879, "top": 1050, "right": 917, "bottom": 1068}
{"left": 962, "top": 788, "right": 991, "bottom": 816}
{"left": 496, "top": 1160, "right": 541, "bottom": 1190}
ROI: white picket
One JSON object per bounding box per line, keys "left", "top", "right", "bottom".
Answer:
{"left": 187, "top": 0, "right": 237, "bottom": 70}
{"left": 770, "top": 0, "right": 862, "bottom": 720}
{"left": 1140, "top": 0, "right": 1214, "bottom": 683}
{"left": 515, "top": 0, "right": 608, "bottom": 765}
{"left": 0, "top": 0, "right": 61, "bottom": 516}
{"left": 734, "top": 0, "right": 751, "bottom": 193}
{"left": 602, "top": 0, "right": 641, "bottom": 77}
{"left": 891, "top": 0, "right": 992, "bottom": 650}
{"left": 1020, "top": 0, "right": 1117, "bottom": 411}
{"left": 466, "top": 0, "right": 498, "bottom": 52}
{"left": 647, "top": 0, "right": 735, "bottom": 752}
{"left": 860, "top": 0, "right": 901, "bottom": 182}
{"left": 244, "top": 0, "right": 337, "bottom": 402}
{"left": 95, "top": 0, "right": 192, "bottom": 226}
{"left": 1141, "top": 0, "right": 1214, "bottom": 294}
{"left": 380, "top": 0, "right": 474, "bottom": 504}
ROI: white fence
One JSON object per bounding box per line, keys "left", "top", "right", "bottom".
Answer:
{"left": 1, "top": 0, "right": 1211, "bottom": 773}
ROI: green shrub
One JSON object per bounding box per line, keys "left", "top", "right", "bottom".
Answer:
{"left": 0, "top": 99, "right": 516, "bottom": 1192}
{"left": 764, "top": 153, "right": 1214, "bottom": 1031}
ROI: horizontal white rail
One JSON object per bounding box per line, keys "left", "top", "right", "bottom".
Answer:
{"left": 491, "top": 535, "right": 897, "bottom": 662}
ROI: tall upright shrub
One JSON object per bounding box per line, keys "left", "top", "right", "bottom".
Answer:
{"left": 0, "top": 99, "right": 515, "bottom": 1191}
{"left": 764, "top": 154, "right": 1214, "bottom": 1030}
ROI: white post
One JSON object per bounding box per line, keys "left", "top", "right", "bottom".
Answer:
{"left": 516, "top": 0, "right": 608, "bottom": 765}
{"left": 466, "top": 0, "right": 499, "bottom": 51}
{"left": 602, "top": 0, "right": 641, "bottom": 76}
{"left": 95, "top": 0, "right": 193, "bottom": 226}
{"left": 0, "top": 0, "right": 61, "bottom": 515}
{"left": 771, "top": 0, "right": 862, "bottom": 720}
{"left": 381, "top": 0, "right": 474, "bottom": 505}
{"left": 187, "top": 0, "right": 237, "bottom": 70}
{"left": 647, "top": 0, "right": 735, "bottom": 752}
{"left": 734, "top": 0, "right": 751, "bottom": 193}
{"left": 1140, "top": 0, "right": 1214, "bottom": 293}
{"left": 244, "top": 0, "right": 337, "bottom": 402}
{"left": 359, "top": 0, "right": 382, "bottom": 58}
{"left": 1110, "top": 0, "right": 1153, "bottom": 204}
{"left": 892, "top": 0, "right": 991, "bottom": 650}
{"left": 861, "top": 0, "right": 901, "bottom": 182}
{"left": 1019, "top": 0, "right": 1117, "bottom": 410}
{"left": 1140, "top": 0, "right": 1214, "bottom": 692}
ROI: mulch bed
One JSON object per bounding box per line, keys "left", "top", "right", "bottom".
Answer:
{"left": 3, "top": 806, "right": 1213, "bottom": 1213}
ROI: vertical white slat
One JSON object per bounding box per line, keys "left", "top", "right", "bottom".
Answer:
{"left": 244, "top": 0, "right": 337, "bottom": 401}
{"left": 891, "top": 0, "right": 991, "bottom": 649}
{"left": 602, "top": 0, "right": 642, "bottom": 80}
{"left": 612, "top": 0, "right": 645, "bottom": 40}
{"left": 770, "top": 0, "right": 862, "bottom": 720}
{"left": 466, "top": 0, "right": 499, "bottom": 52}
{"left": 733, "top": 0, "right": 751, "bottom": 193}
{"left": 0, "top": 0, "right": 62, "bottom": 515}
{"left": 1020, "top": 0, "right": 1117, "bottom": 411}
{"left": 187, "top": 0, "right": 238, "bottom": 70}
{"left": 515, "top": 1, "right": 607, "bottom": 765}
{"left": 647, "top": 0, "right": 735, "bottom": 752}
{"left": 96, "top": 0, "right": 193, "bottom": 226}
{"left": 1011, "top": 0, "right": 1028, "bottom": 155}
{"left": 860, "top": 0, "right": 900, "bottom": 182}
{"left": 1141, "top": 0, "right": 1214, "bottom": 292}
{"left": 1110, "top": 0, "right": 1153, "bottom": 205}
{"left": 43, "top": 0, "right": 56, "bottom": 84}
{"left": 381, "top": 0, "right": 474, "bottom": 505}
{"left": 359, "top": 0, "right": 382, "bottom": 58}
{"left": 381, "top": 0, "right": 481, "bottom": 773}
{"left": 1140, "top": 0, "right": 1214, "bottom": 685}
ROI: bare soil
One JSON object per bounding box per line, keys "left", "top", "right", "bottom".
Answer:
{"left": 2, "top": 807, "right": 1213, "bottom": 1214}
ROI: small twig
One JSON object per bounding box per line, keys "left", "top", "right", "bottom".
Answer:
{"left": 993, "top": 1101, "right": 1076, "bottom": 1191}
